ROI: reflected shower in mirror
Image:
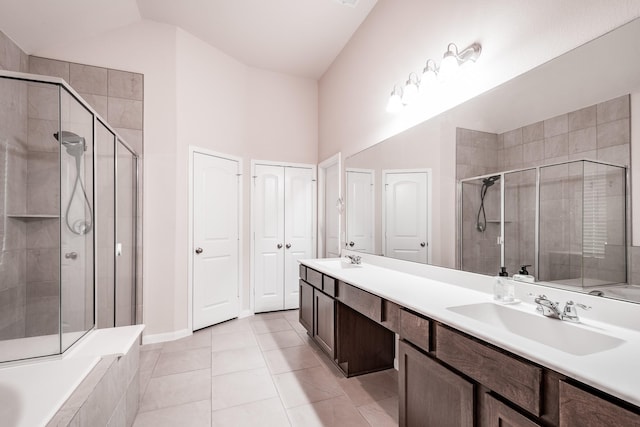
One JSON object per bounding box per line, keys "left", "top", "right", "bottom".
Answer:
{"left": 344, "top": 18, "right": 640, "bottom": 303}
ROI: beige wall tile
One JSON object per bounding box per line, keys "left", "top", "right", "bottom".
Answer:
{"left": 597, "top": 94, "right": 630, "bottom": 124}
{"left": 503, "top": 144, "right": 523, "bottom": 168}
{"left": 0, "top": 30, "right": 25, "bottom": 72}
{"left": 29, "top": 56, "right": 70, "bottom": 81}
{"left": 108, "top": 97, "right": 143, "bottom": 130}
{"left": 28, "top": 84, "right": 59, "bottom": 121}
{"left": 26, "top": 151, "right": 59, "bottom": 214}
{"left": 522, "top": 121, "right": 543, "bottom": 144}
{"left": 78, "top": 93, "right": 108, "bottom": 119}
{"left": 27, "top": 118, "right": 59, "bottom": 152}
{"left": 109, "top": 69, "right": 143, "bottom": 101}
{"left": 597, "top": 143, "right": 630, "bottom": 166}
{"left": 544, "top": 114, "right": 568, "bottom": 138}
{"left": 502, "top": 128, "right": 522, "bottom": 148}
{"left": 70, "top": 63, "right": 108, "bottom": 96}
{"left": 568, "top": 105, "right": 597, "bottom": 131}
{"left": 522, "top": 140, "right": 544, "bottom": 163}
{"left": 544, "top": 134, "right": 568, "bottom": 158}
{"left": 597, "top": 118, "right": 630, "bottom": 149}
{"left": 114, "top": 127, "right": 143, "bottom": 155}
{"left": 568, "top": 126, "right": 596, "bottom": 154}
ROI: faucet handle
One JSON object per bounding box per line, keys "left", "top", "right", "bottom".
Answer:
{"left": 562, "top": 301, "right": 591, "bottom": 322}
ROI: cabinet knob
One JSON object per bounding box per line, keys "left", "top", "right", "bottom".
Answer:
{"left": 277, "top": 243, "right": 283, "bottom": 249}
{"left": 195, "top": 247, "right": 203, "bottom": 254}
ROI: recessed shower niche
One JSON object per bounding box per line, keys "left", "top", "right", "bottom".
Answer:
{"left": 0, "top": 71, "right": 139, "bottom": 363}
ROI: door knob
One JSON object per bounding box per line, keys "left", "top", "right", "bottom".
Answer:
{"left": 285, "top": 243, "right": 291, "bottom": 249}
{"left": 420, "top": 242, "right": 426, "bottom": 247}
{"left": 195, "top": 247, "right": 203, "bottom": 254}
{"left": 277, "top": 243, "right": 283, "bottom": 249}
{"left": 349, "top": 241, "right": 355, "bottom": 247}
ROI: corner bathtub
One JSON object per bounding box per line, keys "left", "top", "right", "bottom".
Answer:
{"left": 0, "top": 325, "right": 144, "bottom": 427}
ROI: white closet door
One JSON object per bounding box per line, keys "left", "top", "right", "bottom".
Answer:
{"left": 254, "top": 164, "right": 285, "bottom": 312}
{"left": 324, "top": 162, "right": 340, "bottom": 258}
{"left": 193, "top": 152, "right": 240, "bottom": 330}
{"left": 384, "top": 171, "right": 428, "bottom": 263}
{"left": 283, "top": 167, "right": 315, "bottom": 309}
{"left": 346, "top": 169, "right": 374, "bottom": 253}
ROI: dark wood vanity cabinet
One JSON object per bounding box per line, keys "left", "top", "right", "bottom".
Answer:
{"left": 399, "top": 340, "right": 473, "bottom": 427}
{"left": 485, "top": 393, "right": 542, "bottom": 427}
{"left": 298, "top": 279, "right": 313, "bottom": 333}
{"left": 559, "top": 381, "right": 640, "bottom": 427}
{"left": 313, "top": 289, "right": 334, "bottom": 357}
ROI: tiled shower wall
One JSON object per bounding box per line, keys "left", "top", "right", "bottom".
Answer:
{"left": 0, "top": 31, "right": 29, "bottom": 339}
{"left": 457, "top": 95, "right": 632, "bottom": 285}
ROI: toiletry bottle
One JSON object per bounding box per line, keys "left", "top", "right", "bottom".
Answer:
{"left": 513, "top": 265, "right": 535, "bottom": 283}
{"left": 494, "top": 267, "right": 508, "bottom": 301}
{"left": 502, "top": 278, "right": 515, "bottom": 303}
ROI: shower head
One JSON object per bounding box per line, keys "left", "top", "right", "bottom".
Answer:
{"left": 482, "top": 175, "right": 501, "bottom": 187}
{"left": 53, "top": 131, "right": 86, "bottom": 157}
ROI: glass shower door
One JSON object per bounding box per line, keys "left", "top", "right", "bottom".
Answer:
{"left": 115, "top": 140, "right": 137, "bottom": 327}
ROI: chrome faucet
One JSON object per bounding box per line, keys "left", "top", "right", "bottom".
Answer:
{"left": 345, "top": 254, "right": 362, "bottom": 265}
{"left": 533, "top": 295, "right": 591, "bottom": 322}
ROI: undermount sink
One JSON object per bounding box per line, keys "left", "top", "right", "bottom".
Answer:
{"left": 315, "top": 259, "right": 362, "bottom": 269}
{"left": 447, "top": 302, "right": 624, "bottom": 356}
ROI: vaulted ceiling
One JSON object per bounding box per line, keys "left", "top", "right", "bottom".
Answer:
{"left": 0, "top": 0, "right": 377, "bottom": 78}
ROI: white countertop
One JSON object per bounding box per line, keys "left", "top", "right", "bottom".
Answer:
{"left": 300, "top": 253, "right": 640, "bottom": 408}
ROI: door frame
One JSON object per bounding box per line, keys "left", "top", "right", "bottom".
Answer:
{"left": 381, "top": 168, "right": 432, "bottom": 263}
{"left": 250, "top": 159, "right": 317, "bottom": 314}
{"left": 188, "top": 146, "right": 243, "bottom": 333}
{"left": 345, "top": 167, "right": 375, "bottom": 253}
{"left": 318, "top": 153, "right": 342, "bottom": 258}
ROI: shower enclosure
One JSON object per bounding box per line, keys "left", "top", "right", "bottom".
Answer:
{"left": 0, "top": 71, "right": 139, "bottom": 363}
{"left": 459, "top": 160, "right": 626, "bottom": 288}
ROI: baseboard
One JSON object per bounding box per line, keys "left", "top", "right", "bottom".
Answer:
{"left": 142, "top": 328, "right": 191, "bottom": 345}
{"left": 238, "top": 309, "right": 254, "bottom": 319}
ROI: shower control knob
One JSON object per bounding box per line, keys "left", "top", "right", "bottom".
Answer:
{"left": 195, "top": 247, "right": 203, "bottom": 254}
{"left": 285, "top": 243, "right": 291, "bottom": 249}
{"left": 420, "top": 242, "right": 426, "bottom": 247}
{"left": 277, "top": 243, "right": 283, "bottom": 249}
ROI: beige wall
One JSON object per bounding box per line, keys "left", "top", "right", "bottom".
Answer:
{"left": 36, "top": 21, "right": 318, "bottom": 338}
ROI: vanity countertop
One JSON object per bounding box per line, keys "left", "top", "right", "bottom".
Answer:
{"left": 300, "top": 254, "right": 640, "bottom": 408}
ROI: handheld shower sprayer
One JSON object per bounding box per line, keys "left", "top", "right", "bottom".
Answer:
{"left": 53, "top": 131, "right": 93, "bottom": 236}
{"left": 476, "top": 175, "right": 500, "bottom": 232}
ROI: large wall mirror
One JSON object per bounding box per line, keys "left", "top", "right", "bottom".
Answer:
{"left": 344, "top": 18, "right": 640, "bottom": 303}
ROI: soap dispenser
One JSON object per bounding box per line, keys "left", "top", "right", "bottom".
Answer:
{"left": 513, "top": 265, "right": 535, "bottom": 283}
{"left": 493, "top": 267, "right": 508, "bottom": 301}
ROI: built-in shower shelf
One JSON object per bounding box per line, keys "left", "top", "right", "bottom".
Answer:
{"left": 7, "top": 214, "right": 59, "bottom": 221}
{"left": 486, "top": 219, "right": 513, "bottom": 223}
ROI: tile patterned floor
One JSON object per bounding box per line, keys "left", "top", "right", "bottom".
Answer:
{"left": 134, "top": 309, "right": 399, "bottom": 427}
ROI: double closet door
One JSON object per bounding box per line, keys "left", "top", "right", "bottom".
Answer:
{"left": 254, "top": 163, "right": 315, "bottom": 313}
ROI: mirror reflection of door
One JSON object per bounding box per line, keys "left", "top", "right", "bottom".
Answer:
{"left": 346, "top": 168, "right": 374, "bottom": 253}
{"left": 383, "top": 170, "right": 430, "bottom": 263}
{"left": 324, "top": 161, "right": 340, "bottom": 258}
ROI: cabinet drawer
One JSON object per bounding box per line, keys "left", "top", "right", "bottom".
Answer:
{"left": 337, "top": 281, "right": 382, "bottom": 321}
{"left": 306, "top": 268, "right": 323, "bottom": 289}
{"left": 559, "top": 381, "right": 640, "bottom": 427}
{"left": 322, "top": 275, "right": 336, "bottom": 297}
{"left": 399, "top": 309, "right": 430, "bottom": 352}
{"left": 436, "top": 325, "right": 542, "bottom": 416}
{"left": 381, "top": 300, "right": 400, "bottom": 333}
{"left": 299, "top": 264, "right": 306, "bottom": 281}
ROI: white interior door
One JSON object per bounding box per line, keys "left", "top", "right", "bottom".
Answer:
{"left": 324, "top": 162, "right": 340, "bottom": 258}
{"left": 346, "top": 169, "right": 374, "bottom": 253}
{"left": 384, "top": 171, "right": 429, "bottom": 263}
{"left": 254, "top": 164, "right": 285, "bottom": 312}
{"left": 284, "top": 167, "right": 315, "bottom": 309}
{"left": 193, "top": 152, "right": 240, "bottom": 330}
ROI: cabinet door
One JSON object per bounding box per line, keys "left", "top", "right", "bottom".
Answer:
{"left": 485, "top": 393, "right": 541, "bottom": 427}
{"left": 314, "top": 290, "right": 335, "bottom": 357}
{"left": 559, "top": 381, "right": 640, "bottom": 427}
{"left": 399, "top": 340, "right": 473, "bottom": 427}
{"left": 299, "top": 280, "right": 313, "bottom": 334}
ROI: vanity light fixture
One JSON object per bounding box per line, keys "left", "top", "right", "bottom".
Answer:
{"left": 386, "top": 85, "right": 404, "bottom": 113}
{"left": 386, "top": 41, "right": 482, "bottom": 112}
{"left": 402, "top": 72, "right": 420, "bottom": 105}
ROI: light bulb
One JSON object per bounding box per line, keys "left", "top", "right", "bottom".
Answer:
{"left": 386, "top": 87, "right": 403, "bottom": 113}
{"left": 402, "top": 77, "right": 419, "bottom": 106}
{"left": 438, "top": 43, "right": 460, "bottom": 81}
{"left": 420, "top": 60, "right": 437, "bottom": 93}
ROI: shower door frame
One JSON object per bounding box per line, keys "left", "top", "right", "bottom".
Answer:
{"left": 457, "top": 159, "right": 626, "bottom": 282}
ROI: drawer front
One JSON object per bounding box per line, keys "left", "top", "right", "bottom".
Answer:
{"left": 399, "top": 309, "right": 430, "bottom": 352}
{"left": 306, "top": 268, "right": 323, "bottom": 289}
{"left": 436, "top": 324, "right": 542, "bottom": 416}
{"left": 322, "top": 275, "right": 337, "bottom": 297}
{"left": 381, "top": 300, "right": 400, "bottom": 333}
{"left": 559, "top": 381, "right": 640, "bottom": 427}
{"left": 299, "top": 264, "right": 306, "bottom": 281}
{"left": 337, "top": 281, "right": 382, "bottom": 322}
